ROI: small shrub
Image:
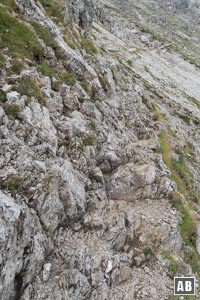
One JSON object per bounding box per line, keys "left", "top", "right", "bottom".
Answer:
{"left": 0, "top": 90, "right": 6, "bottom": 103}
{"left": 83, "top": 135, "right": 96, "bottom": 146}
{"left": 143, "top": 247, "right": 153, "bottom": 256}
{"left": 3, "top": 176, "right": 23, "bottom": 195}
{"left": 4, "top": 103, "right": 20, "bottom": 117}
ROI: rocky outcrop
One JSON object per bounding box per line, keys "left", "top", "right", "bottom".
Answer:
{"left": 65, "top": 0, "right": 97, "bottom": 32}
{"left": 1, "top": 0, "right": 200, "bottom": 299}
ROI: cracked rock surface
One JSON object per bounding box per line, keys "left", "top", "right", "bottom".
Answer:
{"left": 1, "top": 0, "right": 200, "bottom": 299}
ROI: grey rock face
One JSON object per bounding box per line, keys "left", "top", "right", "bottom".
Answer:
{"left": 65, "top": 0, "right": 97, "bottom": 32}
{"left": 1, "top": 0, "right": 200, "bottom": 299}
{"left": 0, "top": 191, "right": 49, "bottom": 300}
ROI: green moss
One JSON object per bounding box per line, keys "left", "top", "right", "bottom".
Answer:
{"left": 3, "top": 176, "right": 23, "bottom": 195}
{"left": 0, "top": 8, "right": 44, "bottom": 61}
{"left": 13, "top": 77, "right": 44, "bottom": 104}
{"left": 162, "top": 251, "right": 179, "bottom": 276}
{"left": 31, "top": 22, "right": 57, "bottom": 49}
{"left": 4, "top": 103, "right": 20, "bottom": 117}
{"left": 80, "top": 36, "right": 97, "bottom": 55}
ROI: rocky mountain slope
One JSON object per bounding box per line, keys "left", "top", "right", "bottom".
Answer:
{"left": 0, "top": 0, "right": 200, "bottom": 299}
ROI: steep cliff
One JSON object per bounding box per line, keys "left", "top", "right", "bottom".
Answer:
{"left": 0, "top": 0, "right": 200, "bottom": 299}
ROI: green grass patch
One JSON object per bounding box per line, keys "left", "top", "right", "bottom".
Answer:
{"left": 0, "top": 90, "right": 7, "bottom": 103}
{"left": 0, "top": 51, "right": 5, "bottom": 68}
{"left": 152, "top": 102, "right": 165, "bottom": 121}
{"left": 158, "top": 132, "right": 193, "bottom": 195}
{"left": 38, "top": 62, "right": 77, "bottom": 87}
{"left": 89, "top": 119, "right": 96, "bottom": 130}
{"left": 31, "top": 22, "right": 57, "bottom": 49}
{"left": 58, "top": 71, "right": 76, "bottom": 86}
{"left": 162, "top": 250, "right": 179, "bottom": 276}
{"left": 186, "top": 94, "right": 200, "bottom": 110}
{"left": 82, "top": 135, "right": 96, "bottom": 146}
{"left": 79, "top": 77, "right": 92, "bottom": 96}
{"left": 3, "top": 176, "right": 23, "bottom": 195}
{"left": 143, "top": 247, "right": 153, "bottom": 256}
{"left": 10, "top": 58, "right": 24, "bottom": 74}
{"left": 158, "top": 132, "right": 198, "bottom": 247}
{"left": 37, "top": 61, "right": 55, "bottom": 77}
{"left": 184, "top": 249, "right": 200, "bottom": 277}
{"left": 38, "top": 0, "right": 64, "bottom": 23}
{"left": 0, "top": 8, "right": 44, "bottom": 61}
{"left": 64, "top": 31, "right": 77, "bottom": 50}
{"left": 13, "top": 77, "right": 44, "bottom": 104}
{"left": 4, "top": 103, "right": 20, "bottom": 117}
{"left": 180, "top": 209, "right": 197, "bottom": 247}
{"left": 80, "top": 36, "right": 97, "bottom": 55}
{"left": 178, "top": 113, "right": 191, "bottom": 124}
{"left": 98, "top": 75, "right": 109, "bottom": 92}
{"left": 111, "top": 66, "right": 119, "bottom": 85}
{"left": 0, "top": 0, "right": 18, "bottom": 12}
